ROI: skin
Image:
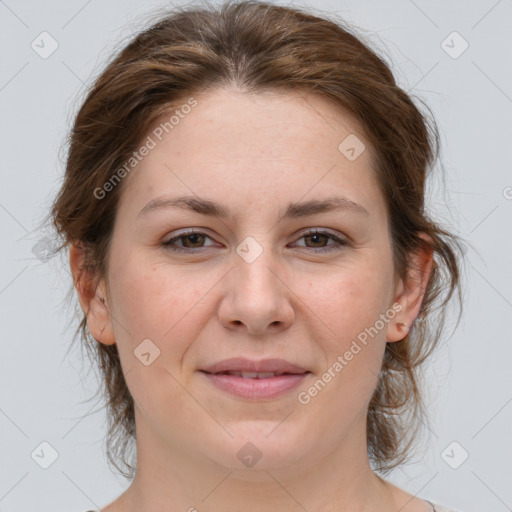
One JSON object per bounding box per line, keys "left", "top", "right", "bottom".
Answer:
{"left": 71, "top": 88, "right": 434, "bottom": 512}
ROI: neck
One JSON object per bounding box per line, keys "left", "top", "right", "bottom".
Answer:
{"left": 113, "top": 409, "right": 398, "bottom": 512}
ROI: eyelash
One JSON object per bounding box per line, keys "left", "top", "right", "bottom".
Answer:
{"left": 161, "top": 229, "right": 349, "bottom": 253}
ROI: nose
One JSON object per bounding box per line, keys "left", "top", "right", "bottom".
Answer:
{"left": 217, "top": 246, "right": 295, "bottom": 335}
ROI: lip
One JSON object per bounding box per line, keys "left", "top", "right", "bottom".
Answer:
{"left": 200, "top": 357, "right": 309, "bottom": 374}
{"left": 201, "top": 372, "right": 310, "bottom": 400}
{"left": 199, "top": 358, "right": 311, "bottom": 400}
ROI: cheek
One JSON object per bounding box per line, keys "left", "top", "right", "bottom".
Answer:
{"left": 107, "top": 258, "right": 213, "bottom": 414}
{"left": 109, "top": 255, "right": 218, "bottom": 362}
{"left": 304, "top": 259, "right": 393, "bottom": 401}
{"left": 111, "top": 252, "right": 183, "bottom": 323}
{"left": 309, "top": 264, "right": 393, "bottom": 342}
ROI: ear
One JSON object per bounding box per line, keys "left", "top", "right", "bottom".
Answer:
{"left": 386, "top": 233, "right": 434, "bottom": 343}
{"left": 69, "top": 242, "right": 116, "bottom": 345}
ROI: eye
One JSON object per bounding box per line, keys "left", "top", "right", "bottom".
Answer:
{"left": 290, "top": 229, "right": 349, "bottom": 252}
{"left": 162, "top": 230, "right": 219, "bottom": 252}
{"left": 161, "top": 228, "right": 349, "bottom": 253}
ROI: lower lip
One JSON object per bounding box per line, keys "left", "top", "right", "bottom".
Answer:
{"left": 200, "top": 371, "right": 310, "bottom": 399}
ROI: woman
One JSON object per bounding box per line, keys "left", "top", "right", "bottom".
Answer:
{"left": 50, "top": 1, "right": 464, "bottom": 510}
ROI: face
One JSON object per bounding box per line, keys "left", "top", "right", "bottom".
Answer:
{"left": 84, "top": 88, "right": 412, "bottom": 473}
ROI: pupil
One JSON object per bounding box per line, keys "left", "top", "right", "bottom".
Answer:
{"left": 185, "top": 233, "right": 203, "bottom": 247}
{"left": 308, "top": 233, "right": 325, "bottom": 246}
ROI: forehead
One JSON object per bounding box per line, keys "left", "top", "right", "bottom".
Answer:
{"left": 116, "top": 87, "right": 385, "bottom": 222}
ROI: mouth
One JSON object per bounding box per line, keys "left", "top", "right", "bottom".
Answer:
{"left": 200, "top": 357, "right": 310, "bottom": 375}
{"left": 202, "top": 370, "right": 307, "bottom": 378}
{"left": 198, "top": 358, "right": 312, "bottom": 399}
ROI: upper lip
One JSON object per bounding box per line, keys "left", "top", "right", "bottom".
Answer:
{"left": 200, "top": 358, "right": 310, "bottom": 374}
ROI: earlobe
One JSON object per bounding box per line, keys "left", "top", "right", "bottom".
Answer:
{"left": 86, "top": 285, "right": 116, "bottom": 345}
{"left": 386, "top": 235, "right": 434, "bottom": 343}
{"left": 69, "top": 243, "right": 116, "bottom": 346}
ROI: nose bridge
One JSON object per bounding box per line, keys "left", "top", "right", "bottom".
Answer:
{"left": 233, "top": 235, "right": 282, "bottom": 299}
{"left": 218, "top": 234, "right": 294, "bottom": 333}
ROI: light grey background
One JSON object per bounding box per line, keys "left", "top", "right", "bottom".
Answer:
{"left": 1, "top": 1, "right": 511, "bottom": 511}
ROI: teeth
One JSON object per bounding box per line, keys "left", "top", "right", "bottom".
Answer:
{"left": 222, "top": 371, "right": 286, "bottom": 378}
{"left": 242, "top": 371, "right": 260, "bottom": 378}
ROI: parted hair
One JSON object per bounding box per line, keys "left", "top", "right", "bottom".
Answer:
{"left": 50, "top": 0, "right": 463, "bottom": 478}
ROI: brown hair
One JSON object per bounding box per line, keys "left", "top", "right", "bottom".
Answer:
{"left": 49, "top": 0, "right": 464, "bottom": 478}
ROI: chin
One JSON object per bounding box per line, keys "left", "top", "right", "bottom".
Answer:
{"left": 201, "top": 424, "right": 310, "bottom": 473}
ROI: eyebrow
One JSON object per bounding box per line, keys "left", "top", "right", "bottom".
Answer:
{"left": 137, "top": 194, "right": 369, "bottom": 220}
